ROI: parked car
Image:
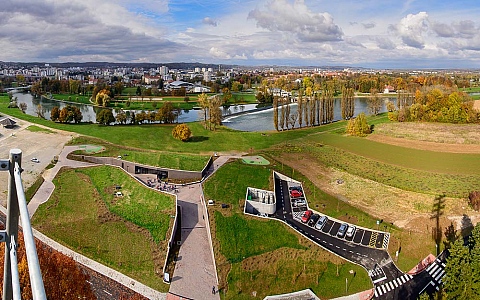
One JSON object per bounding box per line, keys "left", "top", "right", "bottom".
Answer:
{"left": 301, "top": 210, "right": 313, "bottom": 223}
{"left": 308, "top": 214, "right": 320, "bottom": 227}
{"left": 315, "top": 216, "right": 328, "bottom": 230}
{"left": 346, "top": 225, "right": 356, "bottom": 238}
{"left": 31, "top": 158, "right": 39, "bottom": 163}
{"left": 290, "top": 189, "right": 303, "bottom": 198}
{"left": 337, "top": 223, "right": 348, "bottom": 238}
{"left": 293, "top": 199, "right": 306, "bottom": 207}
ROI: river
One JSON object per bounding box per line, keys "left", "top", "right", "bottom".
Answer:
{"left": 12, "top": 92, "right": 396, "bottom": 132}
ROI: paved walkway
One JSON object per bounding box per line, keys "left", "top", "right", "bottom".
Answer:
{"left": 27, "top": 145, "right": 98, "bottom": 217}
{"left": 168, "top": 155, "right": 239, "bottom": 300}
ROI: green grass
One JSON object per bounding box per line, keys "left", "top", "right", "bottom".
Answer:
{"left": 31, "top": 166, "right": 173, "bottom": 291}
{"left": 460, "top": 87, "right": 480, "bottom": 93}
{"left": 279, "top": 135, "right": 480, "bottom": 198}
{"left": 225, "top": 260, "right": 369, "bottom": 299}
{"left": 69, "top": 136, "right": 210, "bottom": 171}
{"left": 25, "top": 175, "right": 44, "bottom": 203}
{"left": 25, "top": 125, "right": 54, "bottom": 133}
{"left": 51, "top": 93, "right": 91, "bottom": 104}
{"left": 215, "top": 212, "right": 305, "bottom": 263}
{"left": 78, "top": 166, "right": 174, "bottom": 242}
{"left": 203, "top": 160, "right": 272, "bottom": 207}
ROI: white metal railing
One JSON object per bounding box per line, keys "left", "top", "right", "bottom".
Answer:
{"left": 1, "top": 149, "right": 46, "bottom": 300}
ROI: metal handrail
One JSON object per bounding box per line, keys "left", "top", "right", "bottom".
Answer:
{"left": 2, "top": 149, "right": 46, "bottom": 300}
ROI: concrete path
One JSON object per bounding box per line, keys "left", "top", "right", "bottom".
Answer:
{"left": 27, "top": 145, "right": 98, "bottom": 217}
{"left": 168, "top": 183, "right": 219, "bottom": 300}
{"left": 168, "top": 155, "right": 239, "bottom": 299}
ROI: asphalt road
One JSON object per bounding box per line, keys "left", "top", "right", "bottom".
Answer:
{"left": 271, "top": 176, "right": 447, "bottom": 299}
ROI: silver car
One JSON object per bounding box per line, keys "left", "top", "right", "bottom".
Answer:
{"left": 315, "top": 216, "right": 328, "bottom": 230}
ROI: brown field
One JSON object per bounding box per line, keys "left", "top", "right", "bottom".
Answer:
{"left": 274, "top": 121, "right": 480, "bottom": 235}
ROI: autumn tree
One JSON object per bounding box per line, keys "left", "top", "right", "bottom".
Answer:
{"left": 222, "top": 87, "right": 232, "bottom": 104}
{"left": 115, "top": 110, "right": 127, "bottom": 124}
{"left": 0, "top": 233, "right": 95, "bottom": 300}
{"left": 50, "top": 106, "right": 60, "bottom": 121}
{"left": 298, "top": 92, "right": 304, "bottom": 128}
{"left": 197, "top": 93, "right": 209, "bottom": 128}
{"left": 341, "top": 85, "right": 355, "bottom": 120}
{"left": 346, "top": 113, "right": 371, "bottom": 137}
{"left": 156, "top": 102, "right": 176, "bottom": 124}
{"left": 96, "top": 109, "right": 115, "bottom": 125}
{"left": 208, "top": 95, "right": 223, "bottom": 130}
{"left": 172, "top": 124, "right": 192, "bottom": 141}
{"left": 95, "top": 89, "right": 111, "bottom": 107}
{"left": 367, "top": 88, "right": 382, "bottom": 115}
{"left": 273, "top": 96, "right": 279, "bottom": 131}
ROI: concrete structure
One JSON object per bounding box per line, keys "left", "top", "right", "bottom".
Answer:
{"left": 264, "top": 289, "right": 320, "bottom": 300}
{"left": 78, "top": 155, "right": 213, "bottom": 182}
{"left": 244, "top": 187, "right": 276, "bottom": 216}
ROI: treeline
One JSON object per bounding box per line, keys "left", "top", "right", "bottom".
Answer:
{"left": 388, "top": 87, "right": 478, "bottom": 123}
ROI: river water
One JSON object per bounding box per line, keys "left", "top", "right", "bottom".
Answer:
{"left": 12, "top": 92, "right": 395, "bottom": 132}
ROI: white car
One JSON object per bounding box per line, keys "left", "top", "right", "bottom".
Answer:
{"left": 31, "top": 158, "right": 40, "bottom": 163}
{"left": 346, "top": 225, "right": 356, "bottom": 238}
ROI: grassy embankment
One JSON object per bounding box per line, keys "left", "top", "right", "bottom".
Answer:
{"left": 4, "top": 91, "right": 478, "bottom": 295}
{"left": 31, "top": 165, "right": 175, "bottom": 292}
{"left": 204, "top": 160, "right": 371, "bottom": 299}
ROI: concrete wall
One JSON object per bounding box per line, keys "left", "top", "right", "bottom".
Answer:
{"left": 245, "top": 187, "right": 276, "bottom": 215}
{"left": 79, "top": 155, "right": 206, "bottom": 181}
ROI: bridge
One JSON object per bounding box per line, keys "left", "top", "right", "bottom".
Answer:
{"left": 4, "top": 86, "right": 32, "bottom": 93}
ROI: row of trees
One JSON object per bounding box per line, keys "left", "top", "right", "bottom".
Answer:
{"left": 96, "top": 101, "right": 179, "bottom": 125}
{"left": 50, "top": 105, "right": 83, "bottom": 123}
{"left": 197, "top": 93, "right": 222, "bottom": 131}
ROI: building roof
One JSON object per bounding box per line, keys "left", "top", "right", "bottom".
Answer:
{"left": 0, "top": 117, "right": 16, "bottom": 127}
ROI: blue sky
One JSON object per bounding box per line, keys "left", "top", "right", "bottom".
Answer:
{"left": 2, "top": 0, "right": 480, "bottom": 68}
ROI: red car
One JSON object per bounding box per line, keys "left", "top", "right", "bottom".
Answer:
{"left": 290, "top": 189, "right": 303, "bottom": 198}
{"left": 301, "top": 210, "right": 313, "bottom": 223}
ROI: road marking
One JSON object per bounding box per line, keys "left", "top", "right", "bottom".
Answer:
{"left": 348, "top": 250, "right": 353, "bottom": 253}
{"left": 393, "top": 280, "right": 398, "bottom": 288}
{"left": 385, "top": 283, "right": 391, "bottom": 292}
{"left": 104, "top": 290, "right": 112, "bottom": 296}
{"left": 389, "top": 282, "right": 395, "bottom": 290}
{"left": 369, "top": 232, "right": 378, "bottom": 247}
{"left": 374, "top": 289, "right": 379, "bottom": 297}
{"left": 381, "top": 285, "right": 386, "bottom": 294}
{"left": 434, "top": 271, "right": 445, "bottom": 282}
{"left": 342, "top": 248, "right": 346, "bottom": 251}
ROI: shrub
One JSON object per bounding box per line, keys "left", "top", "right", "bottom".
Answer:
{"left": 172, "top": 124, "right": 192, "bottom": 142}
{"left": 469, "top": 191, "right": 480, "bottom": 211}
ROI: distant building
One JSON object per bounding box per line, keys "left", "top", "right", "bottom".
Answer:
{"left": 143, "top": 75, "right": 161, "bottom": 85}
{"left": 383, "top": 85, "right": 396, "bottom": 93}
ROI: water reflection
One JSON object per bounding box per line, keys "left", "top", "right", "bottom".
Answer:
{"left": 13, "top": 92, "right": 259, "bottom": 124}
{"left": 223, "top": 97, "right": 396, "bottom": 132}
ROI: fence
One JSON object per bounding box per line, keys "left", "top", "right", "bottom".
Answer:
{"left": 1, "top": 149, "right": 46, "bottom": 300}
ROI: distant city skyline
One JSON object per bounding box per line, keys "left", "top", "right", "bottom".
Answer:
{"left": 2, "top": 0, "right": 480, "bottom": 69}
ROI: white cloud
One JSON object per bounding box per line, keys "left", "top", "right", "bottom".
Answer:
{"left": 393, "top": 11, "right": 429, "bottom": 48}
{"left": 202, "top": 17, "right": 218, "bottom": 27}
{"left": 247, "top": 0, "right": 343, "bottom": 42}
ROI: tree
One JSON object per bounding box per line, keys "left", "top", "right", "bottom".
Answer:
{"left": 156, "top": 102, "right": 176, "bottom": 123}
{"left": 197, "top": 93, "right": 209, "bottom": 128}
{"left": 115, "top": 110, "right": 127, "bottom": 124}
{"left": 367, "top": 88, "right": 382, "bottom": 115}
{"left": 0, "top": 233, "right": 95, "bottom": 300}
{"left": 208, "top": 95, "right": 223, "bottom": 130}
{"left": 298, "top": 92, "right": 304, "bottom": 128}
{"left": 96, "top": 109, "right": 115, "bottom": 125}
{"left": 51, "top": 106, "right": 60, "bottom": 121}
{"left": 35, "top": 104, "right": 45, "bottom": 119}
{"left": 172, "top": 124, "right": 192, "bottom": 141}
{"left": 341, "top": 85, "right": 355, "bottom": 120}
{"left": 231, "top": 81, "right": 243, "bottom": 92}
{"left": 273, "top": 96, "right": 279, "bottom": 131}
{"left": 346, "top": 113, "right": 371, "bottom": 137}
{"left": 222, "top": 87, "right": 232, "bottom": 104}
{"left": 95, "top": 89, "right": 111, "bottom": 107}
{"left": 19, "top": 102, "right": 27, "bottom": 113}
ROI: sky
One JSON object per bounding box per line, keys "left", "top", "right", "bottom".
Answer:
{"left": 2, "top": 0, "right": 480, "bottom": 68}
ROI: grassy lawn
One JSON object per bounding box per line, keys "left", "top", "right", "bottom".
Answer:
{"left": 31, "top": 166, "right": 175, "bottom": 291}
{"left": 26, "top": 125, "right": 55, "bottom": 133}
{"left": 69, "top": 136, "right": 210, "bottom": 171}
{"left": 51, "top": 93, "right": 91, "bottom": 104}
{"left": 215, "top": 212, "right": 306, "bottom": 263}
{"left": 204, "top": 160, "right": 377, "bottom": 298}
{"left": 278, "top": 136, "right": 480, "bottom": 198}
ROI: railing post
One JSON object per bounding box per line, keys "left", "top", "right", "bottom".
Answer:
{"left": 3, "top": 149, "right": 21, "bottom": 300}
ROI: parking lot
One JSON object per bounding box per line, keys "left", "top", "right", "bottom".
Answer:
{"left": 287, "top": 182, "right": 390, "bottom": 250}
